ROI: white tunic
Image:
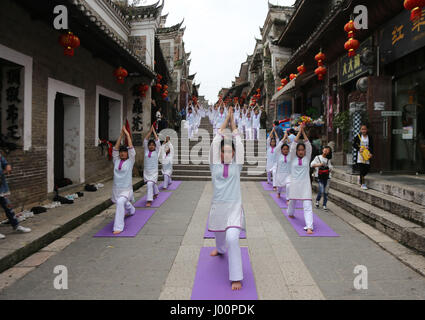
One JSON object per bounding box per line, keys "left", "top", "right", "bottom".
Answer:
{"left": 288, "top": 140, "right": 312, "bottom": 200}
{"left": 245, "top": 116, "right": 253, "bottom": 129}
{"left": 143, "top": 138, "right": 161, "bottom": 183}
{"left": 111, "top": 147, "right": 136, "bottom": 203}
{"left": 275, "top": 141, "right": 291, "bottom": 187}
{"left": 252, "top": 112, "right": 261, "bottom": 129}
{"left": 160, "top": 143, "right": 174, "bottom": 177}
{"left": 214, "top": 112, "right": 226, "bottom": 129}
{"left": 266, "top": 136, "right": 278, "bottom": 172}
{"left": 208, "top": 131, "right": 246, "bottom": 232}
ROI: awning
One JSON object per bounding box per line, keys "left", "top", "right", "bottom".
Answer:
{"left": 271, "top": 78, "right": 296, "bottom": 102}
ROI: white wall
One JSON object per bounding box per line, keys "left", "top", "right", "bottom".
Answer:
{"left": 62, "top": 96, "right": 80, "bottom": 183}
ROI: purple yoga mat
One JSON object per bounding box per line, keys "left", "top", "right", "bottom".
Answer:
{"left": 93, "top": 209, "right": 156, "bottom": 237}
{"left": 159, "top": 180, "right": 182, "bottom": 191}
{"left": 269, "top": 193, "right": 303, "bottom": 209}
{"left": 204, "top": 223, "right": 246, "bottom": 239}
{"left": 282, "top": 209, "right": 339, "bottom": 237}
{"left": 260, "top": 181, "right": 274, "bottom": 191}
{"left": 191, "top": 247, "right": 258, "bottom": 300}
{"left": 134, "top": 191, "right": 173, "bottom": 208}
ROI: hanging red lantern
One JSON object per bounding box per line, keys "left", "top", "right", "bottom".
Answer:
{"left": 315, "top": 51, "right": 326, "bottom": 67}
{"left": 289, "top": 73, "right": 297, "bottom": 81}
{"left": 297, "top": 65, "right": 306, "bottom": 75}
{"left": 157, "top": 74, "right": 163, "bottom": 81}
{"left": 281, "top": 78, "right": 288, "bottom": 86}
{"left": 114, "top": 67, "right": 128, "bottom": 84}
{"left": 315, "top": 66, "right": 327, "bottom": 81}
{"left": 344, "top": 20, "right": 356, "bottom": 39}
{"left": 344, "top": 38, "right": 360, "bottom": 57}
{"left": 155, "top": 83, "right": 162, "bottom": 93}
{"left": 404, "top": 0, "right": 425, "bottom": 21}
{"left": 277, "top": 86, "right": 283, "bottom": 91}
{"left": 163, "top": 84, "right": 169, "bottom": 91}
{"left": 59, "top": 31, "right": 80, "bottom": 57}
{"left": 143, "top": 84, "right": 149, "bottom": 92}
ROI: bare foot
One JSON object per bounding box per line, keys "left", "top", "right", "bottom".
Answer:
{"left": 273, "top": 187, "right": 277, "bottom": 191}
{"left": 146, "top": 201, "right": 152, "bottom": 207}
{"left": 210, "top": 249, "right": 223, "bottom": 257}
{"left": 306, "top": 229, "right": 313, "bottom": 234}
{"left": 277, "top": 193, "right": 280, "bottom": 198}
{"left": 232, "top": 281, "right": 242, "bottom": 291}
{"left": 113, "top": 231, "right": 122, "bottom": 235}
{"left": 288, "top": 215, "right": 295, "bottom": 219}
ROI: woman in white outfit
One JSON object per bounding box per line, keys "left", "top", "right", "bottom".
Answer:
{"left": 287, "top": 124, "right": 314, "bottom": 234}
{"left": 112, "top": 126, "right": 136, "bottom": 234}
{"left": 209, "top": 109, "right": 245, "bottom": 291}
{"left": 214, "top": 106, "right": 226, "bottom": 136}
{"left": 143, "top": 125, "right": 161, "bottom": 207}
{"left": 266, "top": 127, "right": 278, "bottom": 186}
{"left": 244, "top": 112, "right": 253, "bottom": 140}
{"left": 160, "top": 136, "right": 174, "bottom": 190}
{"left": 252, "top": 108, "right": 261, "bottom": 141}
{"left": 275, "top": 130, "right": 291, "bottom": 199}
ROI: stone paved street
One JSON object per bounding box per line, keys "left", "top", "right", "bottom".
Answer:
{"left": 1, "top": 181, "right": 424, "bottom": 300}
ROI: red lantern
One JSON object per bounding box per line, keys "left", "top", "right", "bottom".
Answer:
{"left": 114, "top": 67, "right": 128, "bottom": 84}
{"left": 344, "top": 20, "right": 356, "bottom": 39}
{"left": 281, "top": 78, "right": 288, "bottom": 86}
{"left": 289, "top": 73, "right": 297, "bottom": 81}
{"left": 315, "top": 51, "right": 326, "bottom": 67}
{"left": 297, "top": 65, "right": 306, "bottom": 75}
{"left": 344, "top": 38, "right": 360, "bottom": 57}
{"left": 163, "top": 84, "right": 169, "bottom": 91}
{"left": 143, "top": 84, "right": 149, "bottom": 92}
{"left": 315, "top": 66, "right": 327, "bottom": 81}
{"left": 157, "top": 74, "right": 163, "bottom": 81}
{"left": 59, "top": 31, "right": 80, "bottom": 57}
{"left": 277, "top": 86, "right": 282, "bottom": 91}
{"left": 404, "top": 0, "right": 425, "bottom": 21}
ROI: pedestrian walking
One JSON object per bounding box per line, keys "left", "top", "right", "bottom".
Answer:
{"left": 208, "top": 109, "right": 245, "bottom": 291}
{"left": 311, "top": 146, "right": 333, "bottom": 211}
{"left": 353, "top": 124, "right": 373, "bottom": 190}
{"left": 143, "top": 125, "right": 161, "bottom": 207}
{"left": 111, "top": 126, "right": 136, "bottom": 234}
{"left": 0, "top": 153, "right": 31, "bottom": 239}
{"left": 287, "top": 123, "right": 314, "bottom": 234}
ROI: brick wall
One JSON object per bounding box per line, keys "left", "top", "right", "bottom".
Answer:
{"left": 0, "top": 0, "right": 143, "bottom": 214}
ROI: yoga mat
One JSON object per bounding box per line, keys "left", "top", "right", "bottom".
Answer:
{"left": 282, "top": 209, "right": 339, "bottom": 237}
{"left": 159, "top": 180, "right": 182, "bottom": 191}
{"left": 260, "top": 181, "right": 273, "bottom": 191}
{"left": 191, "top": 247, "right": 258, "bottom": 300}
{"left": 93, "top": 209, "right": 156, "bottom": 238}
{"left": 269, "top": 193, "right": 303, "bottom": 209}
{"left": 134, "top": 191, "right": 173, "bottom": 208}
{"left": 204, "top": 223, "right": 246, "bottom": 239}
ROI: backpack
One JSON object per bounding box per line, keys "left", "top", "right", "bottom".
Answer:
{"left": 317, "top": 157, "right": 330, "bottom": 181}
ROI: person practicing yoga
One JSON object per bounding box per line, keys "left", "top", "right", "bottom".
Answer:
{"left": 143, "top": 125, "right": 161, "bottom": 207}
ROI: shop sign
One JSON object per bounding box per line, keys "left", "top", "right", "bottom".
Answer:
{"left": 374, "top": 102, "right": 385, "bottom": 111}
{"left": 339, "top": 37, "right": 372, "bottom": 85}
{"left": 379, "top": 8, "right": 425, "bottom": 64}
{"left": 382, "top": 111, "right": 402, "bottom": 117}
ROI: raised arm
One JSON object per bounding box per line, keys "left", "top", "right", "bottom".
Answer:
{"left": 145, "top": 125, "right": 153, "bottom": 141}
{"left": 220, "top": 112, "right": 231, "bottom": 132}
{"left": 115, "top": 128, "right": 124, "bottom": 150}
{"left": 123, "top": 126, "right": 133, "bottom": 149}
{"left": 294, "top": 125, "right": 303, "bottom": 143}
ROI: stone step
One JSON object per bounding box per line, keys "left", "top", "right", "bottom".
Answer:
{"left": 312, "top": 183, "right": 425, "bottom": 255}
{"left": 332, "top": 168, "right": 425, "bottom": 207}
{"left": 166, "top": 175, "right": 266, "bottom": 182}
{"left": 328, "top": 178, "right": 425, "bottom": 227}
{"left": 170, "top": 169, "right": 267, "bottom": 177}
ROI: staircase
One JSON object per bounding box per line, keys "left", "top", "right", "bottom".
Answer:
{"left": 313, "top": 168, "right": 425, "bottom": 255}
{"left": 160, "top": 117, "right": 267, "bottom": 181}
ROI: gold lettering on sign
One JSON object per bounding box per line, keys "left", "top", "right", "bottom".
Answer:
{"left": 412, "top": 10, "right": 425, "bottom": 33}
{"left": 354, "top": 54, "right": 361, "bottom": 69}
{"left": 392, "top": 25, "right": 404, "bottom": 45}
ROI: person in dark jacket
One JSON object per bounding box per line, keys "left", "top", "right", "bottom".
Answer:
{"left": 273, "top": 121, "right": 284, "bottom": 141}
{"left": 260, "top": 107, "right": 267, "bottom": 130}
{"left": 352, "top": 124, "right": 374, "bottom": 190}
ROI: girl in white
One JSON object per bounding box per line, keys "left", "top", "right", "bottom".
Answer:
{"left": 275, "top": 130, "right": 291, "bottom": 199}
{"left": 209, "top": 109, "right": 245, "bottom": 291}
{"left": 238, "top": 112, "right": 245, "bottom": 138}
{"left": 112, "top": 126, "right": 136, "bottom": 234}
{"left": 287, "top": 124, "right": 314, "bottom": 234}
{"left": 143, "top": 125, "right": 161, "bottom": 208}
{"left": 186, "top": 107, "right": 195, "bottom": 139}
{"left": 252, "top": 108, "right": 262, "bottom": 141}
{"left": 214, "top": 106, "right": 226, "bottom": 136}
{"left": 266, "top": 127, "right": 278, "bottom": 186}
{"left": 234, "top": 103, "right": 241, "bottom": 127}
{"left": 244, "top": 111, "right": 253, "bottom": 140}
{"left": 160, "top": 136, "right": 174, "bottom": 190}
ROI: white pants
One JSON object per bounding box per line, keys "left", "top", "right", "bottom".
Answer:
{"left": 277, "top": 183, "right": 290, "bottom": 198}
{"left": 113, "top": 196, "right": 136, "bottom": 232}
{"left": 163, "top": 175, "right": 172, "bottom": 189}
{"left": 215, "top": 228, "right": 243, "bottom": 282}
{"left": 146, "top": 181, "right": 159, "bottom": 202}
{"left": 272, "top": 168, "right": 277, "bottom": 188}
{"left": 188, "top": 125, "right": 194, "bottom": 139}
{"left": 267, "top": 171, "right": 272, "bottom": 184}
{"left": 287, "top": 200, "right": 313, "bottom": 230}
{"left": 253, "top": 128, "right": 259, "bottom": 141}
{"left": 245, "top": 128, "right": 253, "bottom": 140}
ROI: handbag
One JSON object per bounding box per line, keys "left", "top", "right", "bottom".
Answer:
{"left": 358, "top": 134, "right": 371, "bottom": 161}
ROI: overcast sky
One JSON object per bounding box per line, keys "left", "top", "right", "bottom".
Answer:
{"left": 132, "top": 0, "right": 295, "bottom": 103}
